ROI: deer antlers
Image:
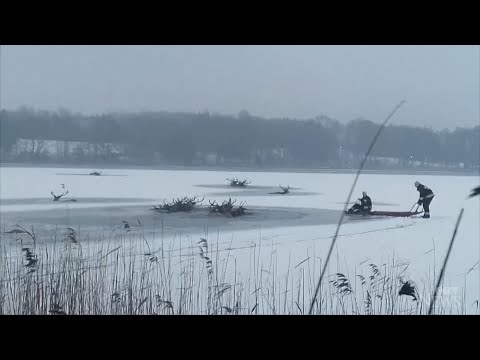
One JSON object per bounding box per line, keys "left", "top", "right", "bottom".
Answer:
{"left": 153, "top": 196, "right": 204, "bottom": 212}
{"left": 268, "top": 185, "right": 290, "bottom": 195}
{"left": 227, "top": 178, "right": 251, "bottom": 187}
{"left": 209, "top": 198, "right": 246, "bottom": 217}
{"left": 51, "top": 190, "right": 69, "bottom": 201}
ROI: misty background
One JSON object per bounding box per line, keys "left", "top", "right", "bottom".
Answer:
{"left": 0, "top": 45, "right": 479, "bottom": 170}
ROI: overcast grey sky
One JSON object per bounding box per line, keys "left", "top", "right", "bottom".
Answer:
{"left": 1, "top": 45, "right": 478, "bottom": 129}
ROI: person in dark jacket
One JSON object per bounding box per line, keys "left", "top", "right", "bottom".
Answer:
{"left": 415, "top": 181, "right": 434, "bottom": 218}
{"left": 347, "top": 191, "right": 372, "bottom": 215}
{"left": 360, "top": 191, "right": 372, "bottom": 213}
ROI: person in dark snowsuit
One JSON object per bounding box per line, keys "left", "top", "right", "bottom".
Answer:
{"left": 347, "top": 191, "right": 372, "bottom": 215}
{"left": 415, "top": 181, "right": 434, "bottom": 218}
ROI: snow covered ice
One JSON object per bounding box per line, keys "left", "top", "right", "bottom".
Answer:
{"left": 1, "top": 166, "right": 479, "bottom": 314}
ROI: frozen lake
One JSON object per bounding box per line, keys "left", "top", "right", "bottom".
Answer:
{"left": 1, "top": 166, "right": 479, "bottom": 313}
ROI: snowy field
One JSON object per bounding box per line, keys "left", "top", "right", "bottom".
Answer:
{"left": 1, "top": 166, "right": 479, "bottom": 314}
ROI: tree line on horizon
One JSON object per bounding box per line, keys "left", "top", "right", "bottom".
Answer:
{"left": 0, "top": 107, "right": 478, "bottom": 169}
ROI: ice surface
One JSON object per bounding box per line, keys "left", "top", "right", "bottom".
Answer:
{"left": 1, "top": 166, "right": 479, "bottom": 313}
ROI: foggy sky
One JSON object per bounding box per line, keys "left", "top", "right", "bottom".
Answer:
{"left": 1, "top": 45, "right": 478, "bottom": 130}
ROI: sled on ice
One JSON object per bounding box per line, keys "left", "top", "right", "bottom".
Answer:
{"left": 344, "top": 210, "right": 423, "bottom": 218}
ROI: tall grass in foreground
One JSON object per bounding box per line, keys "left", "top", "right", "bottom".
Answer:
{"left": 309, "top": 100, "right": 406, "bottom": 314}
{"left": 0, "top": 228, "right": 467, "bottom": 315}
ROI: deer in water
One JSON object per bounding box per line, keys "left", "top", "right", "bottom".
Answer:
{"left": 227, "top": 178, "right": 251, "bottom": 187}
{"left": 51, "top": 190, "right": 69, "bottom": 201}
{"left": 270, "top": 185, "right": 290, "bottom": 195}
{"left": 209, "top": 198, "right": 247, "bottom": 217}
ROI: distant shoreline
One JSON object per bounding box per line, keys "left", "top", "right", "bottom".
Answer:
{"left": 1, "top": 161, "right": 478, "bottom": 177}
